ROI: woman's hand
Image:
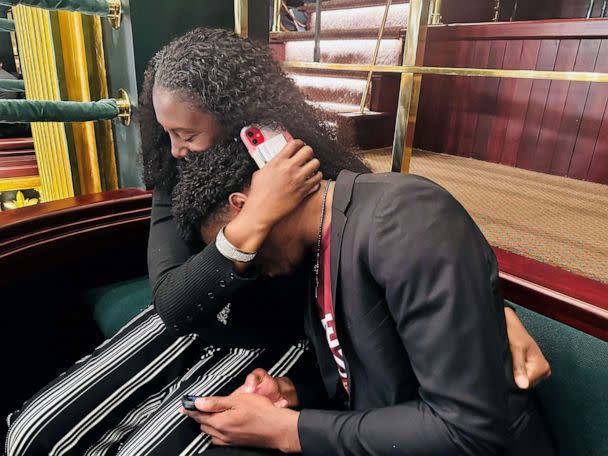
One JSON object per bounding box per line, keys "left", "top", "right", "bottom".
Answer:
{"left": 224, "top": 139, "right": 321, "bottom": 257}
{"left": 504, "top": 307, "right": 551, "bottom": 389}
{"left": 231, "top": 368, "right": 298, "bottom": 409}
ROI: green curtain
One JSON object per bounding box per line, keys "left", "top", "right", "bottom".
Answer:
{"left": 0, "top": 78, "right": 24, "bottom": 92}
{"left": 0, "top": 17, "right": 15, "bottom": 32}
{"left": 0, "top": 98, "right": 118, "bottom": 122}
{"left": 0, "top": 0, "right": 110, "bottom": 16}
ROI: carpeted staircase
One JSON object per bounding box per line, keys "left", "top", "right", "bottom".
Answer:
{"left": 270, "top": 0, "right": 408, "bottom": 149}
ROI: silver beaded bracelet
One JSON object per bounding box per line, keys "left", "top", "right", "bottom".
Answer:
{"left": 215, "top": 227, "right": 257, "bottom": 263}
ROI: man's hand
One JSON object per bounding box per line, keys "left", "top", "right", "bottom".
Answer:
{"left": 505, "top": 307, "right": 551, "bottom": 389}
{"left": 231, "top": 368, "right": 299, "bottom": 409}
{"left": 181, "top": 394, "right": 301, "bottom": 453}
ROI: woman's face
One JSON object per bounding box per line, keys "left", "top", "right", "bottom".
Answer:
{"left": 152, "top": 86, "right": 223, "bottom": 159}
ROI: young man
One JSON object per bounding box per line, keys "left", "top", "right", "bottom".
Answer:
{"left": 174, "top": 147, "right": 555, "bottom": 456}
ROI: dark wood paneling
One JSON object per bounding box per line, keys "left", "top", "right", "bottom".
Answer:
{"left": 487, "top": 39, "right": 522, "bottom": 163}
{"left": 441, "top": 0, "right": 494, "bottom": 24}
{"left": 588, "top": 98, "right": 608, "bottom": 182}
{"left": 501, "top": 40, "right": 542, "bottom": 166}
{"left": 417, "top": 20, "right": 608, "bottom": 184}
{"left": 533, "top": 39, "right": 580, "bottom": 173}
{"left": 428, "top": 19, "right": 608, "bottom": 41}
{"left": 473, "top": 40, "right": 507, "bottom": 161}
{"left": 459, "top": 40, "right": 492, "bottom": 158}
{"left": 568, "top": 39, "right": 608, "bottom": 179}
{"left": 516, "top": 39, "right": 559, "bottom": 170}
{"left": 550, "top": 39, "right": 601, "bottom": 176}
{"left": 513, "top": 0, "right": 607, "bottom": 20}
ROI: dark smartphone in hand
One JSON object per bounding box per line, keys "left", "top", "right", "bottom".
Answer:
{"left": 182, "top": 394, "right": 201, "bottom": 411}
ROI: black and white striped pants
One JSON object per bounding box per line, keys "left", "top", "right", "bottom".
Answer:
{"left": 5, "top": 306, "right": 309, "bottom": 456}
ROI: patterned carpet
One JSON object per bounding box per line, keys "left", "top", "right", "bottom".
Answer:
{"left": 361, "top": 148, "right": 608, "bottom": 284}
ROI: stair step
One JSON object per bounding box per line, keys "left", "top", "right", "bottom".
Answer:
{"left": 270, "top": 26, "right": 404, "bottom": 42}
{"left": 302, "top": 0, "right": 409, "bottom": 12}
{"left": 0, "top": 149, "right": 36, "bottom": 158}
{"left": 308, "top": 100, "right": 372, "bottom": 113}
{"left": 0, "top": 138, "right": 34, "bottom": 151}
{"left": 308, "top": 3, "right": 409, "bottom": 31}
{"left": 290, "top": 73, "right": 368, "bottom": 106}
{"left": 284, "top": 37, "right": 403, "bottom": 65}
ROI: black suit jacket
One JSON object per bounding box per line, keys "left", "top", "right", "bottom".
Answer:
{"left": 297, "top": 171, "right": 555, "bottom": 456}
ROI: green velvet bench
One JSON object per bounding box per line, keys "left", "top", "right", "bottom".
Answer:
{"left": 512, "top": 303, "right": 608, "bottom": 456}
{"left": 84, "top": 276, "right": 151, "bottom": 339}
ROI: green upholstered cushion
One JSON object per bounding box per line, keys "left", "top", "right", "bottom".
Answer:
{"left": 85, "top": 276, "right": 151, "bottom": 338}
{"left": 511, "top": 303, "right": 608, "bottom": 456}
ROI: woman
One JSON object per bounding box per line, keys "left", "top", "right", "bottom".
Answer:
{"left": 5, "top": 28, "right": 548, "bottom": 456}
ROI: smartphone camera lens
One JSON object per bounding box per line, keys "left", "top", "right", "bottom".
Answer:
{"left": 252, "top": 139, "right": 258, "bottom": 144}
{"left": 247, "top": 131, "right": 254, "bottom": 137}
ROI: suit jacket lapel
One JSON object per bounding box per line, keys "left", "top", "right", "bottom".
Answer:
{"left": 304, "top": 171, "right": 360, "bottom": 399}
{"left": 330, "top": 171, "right": 359, "bottom": 309}
{"left": 304, "top": 273, "right": 340, "bottom": 396}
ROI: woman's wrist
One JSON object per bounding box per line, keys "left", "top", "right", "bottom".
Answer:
{"left": 223, "top": 211, "right": 271, "bottom": 256}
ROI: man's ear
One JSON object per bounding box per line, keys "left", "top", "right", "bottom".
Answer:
{"left": 228, "top": 192, "right": 248, "bottom": 214}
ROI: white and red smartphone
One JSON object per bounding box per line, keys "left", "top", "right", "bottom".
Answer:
{"left": 240, "top": 124, "right": 293, "bottom": 169}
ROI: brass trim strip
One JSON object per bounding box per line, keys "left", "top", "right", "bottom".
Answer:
{"left": 0, "top": 176, "right": 41, "bottom": 192}
{"left": 283, "top": 61, "right": 608, "bottom": 83}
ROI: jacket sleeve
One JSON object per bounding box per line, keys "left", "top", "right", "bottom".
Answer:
{"left": 147, "top": 189, "right": 256, "bottom": 335}
{"left": 298, "top": 178, "right": 511, "bottom": 456}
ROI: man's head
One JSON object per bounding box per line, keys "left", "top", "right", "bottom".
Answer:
{"left": 139, "top": 27, "right": 369, "bottom": 192}
{"left": 173, "top": 150, "right": 314, "bottom": 277}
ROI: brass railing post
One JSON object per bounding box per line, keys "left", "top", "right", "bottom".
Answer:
{"left": 234, "top": 0, "right": 248, "bottom": 38}
{"left": 272, "top": 0, "right": 281, "bottom": 32}
{"left": 429, "top": 0, "right": 442, "bottom": 25}
{"left": 587, "top": 0, "right": 596, "bottom": 18}
{"left": 390, "top": 0, "right": 431, "bottom": 173}
{"left": 359, "top": 0, "right": 392, "bottom": 113}
{"left": 313, "top": 0, "right": 321, "bottom": 62}
{"left": 492, "top": 0, "right": 501, "bottom": 21}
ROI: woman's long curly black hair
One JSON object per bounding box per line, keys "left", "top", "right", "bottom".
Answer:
{"left": 139, "top": 27, "right": 369, "bottom": 194}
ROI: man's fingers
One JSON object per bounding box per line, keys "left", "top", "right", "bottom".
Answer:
{"left": 195, "top": 396, "right": 232, "bottom": 413}
{"left": 290, "top": 145, "right": 315, "bottom": 165}
{"left": 273, "top": 398, "right": 288, "bottom": 408}
{"left": 303, "top": 171, "right": 323, "bottom": 195}
{"left": 297, "top": 158, "right": 321, "bottom": 181}
{"left": 200, "top": 423, "right": 227, "bottom": 443}
{"left": 512, "top": 346, "right": 530, "bottom": 389}
{"left": 244, "top": 373, "right": 261, "bottom": 394}
{"left": 276, "top": 139, "right": 306, "bottom": 159}
{"left": 211, "top": 437, "right": 229, "bottom": 446}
